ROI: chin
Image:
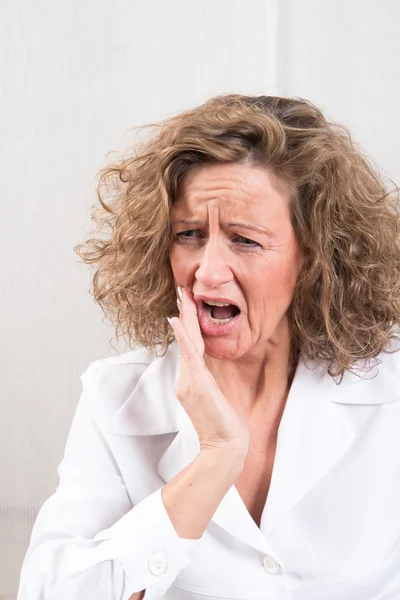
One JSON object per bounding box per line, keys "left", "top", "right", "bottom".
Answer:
{"left": 203, "top": 337, "right": 244, "bottom": 361}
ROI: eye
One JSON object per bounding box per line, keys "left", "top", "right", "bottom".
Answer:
{"left": 174, "top": 231, "right": 261, "bottom": 248}
{"left": 175, "top": 230, "right": 200, "bottom": 239}
{"left": 235, "top": 236, "right": 261, "bottom": 248}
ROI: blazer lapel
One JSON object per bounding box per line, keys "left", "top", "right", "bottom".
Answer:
{"left": 106, "top": 341, "right": 275, "bottom": 552}
{"left": 156, "top": 396, "right": 272, "bottom": 554}
{"left": 106, "top": 342, "right": 182, "bottom": 436}
{"left": 261, "top": 346, "right": 400, "bottom": 535}
{"left": 106, "top": 338, "right": 400, "bottom": 551}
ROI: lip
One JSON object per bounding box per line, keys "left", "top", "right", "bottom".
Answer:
{"left": 196, "top": 298, "right": 241, "bottom": 336}
{"left": 193, "top": 294, "right": 241, "bottom": 312}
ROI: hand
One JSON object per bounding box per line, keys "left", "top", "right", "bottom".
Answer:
{"left": 168, "top": 286, "right": 249, "bottom": 456}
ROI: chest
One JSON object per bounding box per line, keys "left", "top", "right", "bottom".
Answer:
{"left": 234, "top": 441, "right": 277, "bottom": 529}
{"left": 107, "top": 402, "right": 400, "bottom": 599}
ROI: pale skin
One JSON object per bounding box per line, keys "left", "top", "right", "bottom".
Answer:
{"left": 129, "top": 163, "right": 304, "bottom": 599}
{"left": 170, "top": 162, "right": 304, "bottom": 419}
{"left": 169, "top": 162, "right": 305, "bottom": 520}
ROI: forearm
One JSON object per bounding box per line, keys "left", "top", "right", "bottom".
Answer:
{"left": 128, "top": 449, "right": 244, "bottom": 599}
{"left": 161, "top": 447, "right": 245, "bottom": 540}
{"left": 129, "top": 592, "right": 145, "bottom": 600}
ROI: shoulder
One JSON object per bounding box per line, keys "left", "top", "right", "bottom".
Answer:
{"left": 79, "top": 342, "right": 180, "bottom": 429}
{"left": 80, "top": 345, "right": 154, "bottom": 392}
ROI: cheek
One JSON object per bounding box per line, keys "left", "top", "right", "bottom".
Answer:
{"left": 168, "top": 246, "right": 180, "bottom": 278}
{"left": 249, "top": 260, "right": 295, "bottom": 309}
{"left": 169, "top": 245, "right": 193, "bottom": 279}
{"left": 168, "top": 244, "right": 177, "bottom": 266}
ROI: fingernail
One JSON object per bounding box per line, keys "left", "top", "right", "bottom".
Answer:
{"left": 167, "top": 317, "right": 174, "bottom": 327}
{"left": 177, "top": 286, "right": 183, "bottom": 300}
{"left": 176, "top": 298, "right": 182, "bottom": 311}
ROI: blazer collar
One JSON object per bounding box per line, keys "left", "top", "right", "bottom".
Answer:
{"left": 106, "top": 339, "right": 400, "bottom": 553}
{"left": 106, "top": 338, "right": 400, "bottom": 437}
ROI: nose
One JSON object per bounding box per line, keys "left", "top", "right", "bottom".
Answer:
{"left": 194, "top": 236, "right": 233, "bottom": 288}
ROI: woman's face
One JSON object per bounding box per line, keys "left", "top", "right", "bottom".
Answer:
{"left": 169, "top": 162, "right": 304, "bottom": 361}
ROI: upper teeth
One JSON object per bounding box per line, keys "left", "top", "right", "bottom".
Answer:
{"left": 204, "top": 300, "right": 231, "bottom": 307}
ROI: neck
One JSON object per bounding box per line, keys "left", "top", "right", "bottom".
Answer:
{"left": 203, "top": 323, "right": 298, "bottom": 418}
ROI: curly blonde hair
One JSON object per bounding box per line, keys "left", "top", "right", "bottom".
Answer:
{"left": 74, "top": 93, "right": 400, "bottom": 381}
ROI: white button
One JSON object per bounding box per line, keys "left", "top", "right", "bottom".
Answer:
{"left": 263, "top": 555, "right": 281, "bottom": 574}
{"left": 148, "top": 553, "right": 168, "bottom": 576}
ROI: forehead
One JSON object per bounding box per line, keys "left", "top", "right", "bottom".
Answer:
{"left": 172, "top": 163, "right": 291, "bottom": 221}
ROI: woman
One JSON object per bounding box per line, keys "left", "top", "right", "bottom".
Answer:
{"left": 18, "top": 94, "right": 400, "bottom": 600}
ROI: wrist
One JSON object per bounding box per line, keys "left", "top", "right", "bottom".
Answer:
{"left": 198, "top": 445, "right": 246, "bottom": 477}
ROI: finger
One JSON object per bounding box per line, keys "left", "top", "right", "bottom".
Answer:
{"left": 167, "top": 316, "right": 202, "bottom": 366}
{"left": 178, "top": 287, "right": 204, "bottom": 355}
{"left": 168, "top": 316, "right": 215, "bottom": 407}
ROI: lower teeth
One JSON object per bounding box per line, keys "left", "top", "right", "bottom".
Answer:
{"left": 206, "top": 305, "right": 235, "bottom": 325}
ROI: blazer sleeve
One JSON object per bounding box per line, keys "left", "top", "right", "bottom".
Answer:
{"left": 17, "top": 360, "right": 202, "bottom": 600}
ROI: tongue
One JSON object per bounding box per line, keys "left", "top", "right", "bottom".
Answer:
{"left": 211, "top": 304, "right": 236, "bottom": 320}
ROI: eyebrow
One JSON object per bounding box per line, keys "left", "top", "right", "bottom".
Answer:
{"left": 171, "top": 219, "right": 275, "bottom": 236}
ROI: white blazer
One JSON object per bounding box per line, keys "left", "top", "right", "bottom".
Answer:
{"left": 17, "top": 339, "right": 400, "bottom": 600}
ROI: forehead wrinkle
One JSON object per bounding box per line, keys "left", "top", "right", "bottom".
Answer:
{"left": 182, "top": 184, "right": 249, "bottom": 208}
{"left": 177, "top": 192, "right": 261, "bottom": 225}
{"left": 180, "top": 171, "right": 253, "bottom": 204}
{"left": 173, "top": 200, "right": 275, "bottom": 235}
{"left": 174, "top": 173, "right": 288, "bottom": 233}
{"left": 207, "top": 204, "right": 220, "bottom": 234}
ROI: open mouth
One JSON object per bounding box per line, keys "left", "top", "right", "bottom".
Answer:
{"left": 202, "top": 300, "right": 241, "bottom": 324}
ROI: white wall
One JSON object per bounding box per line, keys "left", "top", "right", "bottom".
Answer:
{"left": 1, "top": 1, "right": 399, "bottom": 598}
{"left": 0, "top": 1, "right": 272, "bottom": 597}
{"left": 276, "top": 0, "right": 400, "bottom": 184}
